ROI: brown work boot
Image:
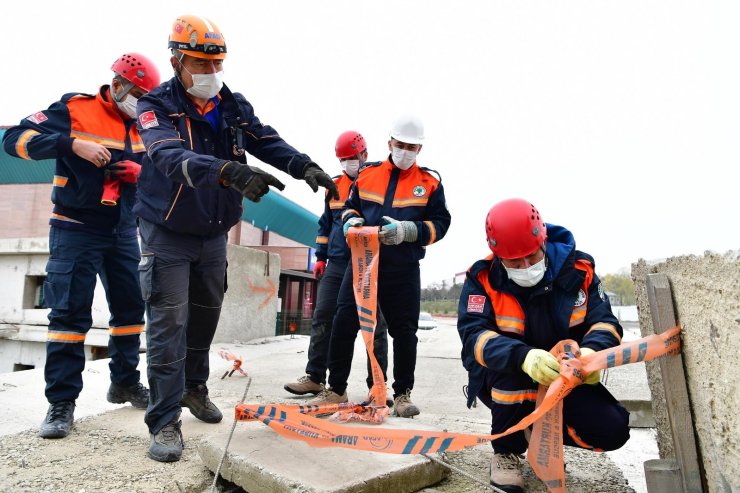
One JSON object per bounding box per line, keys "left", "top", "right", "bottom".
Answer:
{"left": 393, "top": 391, "right": 420, "bottom": 417}
{"left": 284, "top": 375, "right": 324, "bottom": 396}
{"left": 490, "top": 452, "right": 525, "bottom": 493}
{"left": 308, "top": 388, "right": 348, "bottom": 406}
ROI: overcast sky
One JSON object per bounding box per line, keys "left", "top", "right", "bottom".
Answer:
{"left": 4, "top": 1, "right": 739, "bottom": 287}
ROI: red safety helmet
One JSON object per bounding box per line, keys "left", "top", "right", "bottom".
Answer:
{"left": 485, "top": 198, "right": 547, "bottom": 259}
{"left": 111, "top": 53, "right": 161, "bottom": 93}
{"left": 335, "top": 131, "right": 367, "bottom": 159}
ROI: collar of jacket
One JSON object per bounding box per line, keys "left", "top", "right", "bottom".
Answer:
{"left": 169, "top": 76, "right": 240, "bottom": 127}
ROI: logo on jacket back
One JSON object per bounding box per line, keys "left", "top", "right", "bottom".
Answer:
{"left": 139, "top": 111, "right": 159, "bottom": 129}
{"left": 26, "top": 112, "right": 48, "bottom": 124}
{"left": 467, "top": 295, "right": 485, "bottom": 313}
{"left": 413, "top": 185, "right": 426, "bottom": 197}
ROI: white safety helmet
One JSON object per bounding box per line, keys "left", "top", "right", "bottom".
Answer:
{"left": 390, "top": 115, "right": 425, "bottom": 145}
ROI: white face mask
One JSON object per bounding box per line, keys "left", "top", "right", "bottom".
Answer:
{"left": 342, "top": 159, "right": 360, "bottom": 178}
{"left": 116, "top": 94, "right": 139, "bottom": 119}
{"left": 186, "top": 70, "right": 224, "bottom": 99}
{"left": 391, "top": 147, "right": 417, "bottom": 170}
{"left": 504, "top": 256, "right": 547, "bottom": 287}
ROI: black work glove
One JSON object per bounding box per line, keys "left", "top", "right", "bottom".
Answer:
{"left": 303, "top": 162, "right": 339, "bottom": 200}
{"left": 221, "top": 161, "right": 285, "bottom": 202}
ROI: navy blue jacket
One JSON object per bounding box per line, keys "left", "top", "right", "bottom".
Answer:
{"left": 134, "top": 77, "right": 313, "bottom": 237}
{"left": 341, "top": 159, "right": 451, "bottom": 265}
{"left": 2, "top": 86, "right": 141, "bottom": 234}
{"left": 315, "top": 173, "right": 354, "bottom": 263}
{"left": 457, "top": 224, "right": 622, "bottom": 407}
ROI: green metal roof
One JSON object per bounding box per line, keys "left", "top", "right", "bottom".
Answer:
{"left": 0, "top": 128, "right": 318, "bottom": 246}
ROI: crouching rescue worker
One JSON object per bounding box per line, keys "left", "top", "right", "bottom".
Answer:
{"left": 135, "top": 15, "right": 339, "bottom": 462}
{"left": 2, "top": 53, "right": 160, "bottom": 438}
{"left": 457, "top": 198, "right": 630, "bottom": 492}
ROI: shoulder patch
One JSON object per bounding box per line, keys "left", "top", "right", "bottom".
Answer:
{"left": 26, "top": 112, "right": 48, "bottom": 124}
{"left": 139, "top": 111, "right": 159, "bottom": 129}
{"left": 598, "top": 282, "right": 606, "bottom": 301}
{"left": 575, "top": 289, "right": 587, "bottom": 307}
{"left": 467, "top": 295, "right": 486, "bottom": 313}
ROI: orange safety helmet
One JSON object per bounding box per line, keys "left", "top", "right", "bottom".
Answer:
{"left": 335, "top": 131, "right": 367, "bottom": 159}
{"left": 485, "top": 198, "right": 547, "bottom": 259}
{"left": 111, "top": 53, "right": 161, "bottom": 93}
{"left": 168, "top": 15, "right": 227, "bottom": 60}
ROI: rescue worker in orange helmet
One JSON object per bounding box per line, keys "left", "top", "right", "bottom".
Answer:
{"left": 135, "top": 15, "right": 339, "bottom": 462}
{"left": 312, "top": 116, "right": 451, "bottom": 417}
{"left": 284, "top": 131, "right": 390, "bottom": 401}
{"left": 457, "top": 198, "right": 629, "bottom": 492}
{"left": 2, "top": 53, "right": 161, "bottom": 439}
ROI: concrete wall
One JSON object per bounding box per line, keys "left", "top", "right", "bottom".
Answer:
{"left": 632, "top": 251, "right": 739, "bottom": 493}
{"left": 216, "top": 245, "right": 280, "bottom": 343}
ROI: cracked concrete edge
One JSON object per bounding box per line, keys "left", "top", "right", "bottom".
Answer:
{"left": 198, "top": 440, "right": 448, "bottom": 493}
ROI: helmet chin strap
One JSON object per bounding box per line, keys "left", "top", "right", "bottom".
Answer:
{"left": 111, "top": 76, "right": 134, "bottom": 103}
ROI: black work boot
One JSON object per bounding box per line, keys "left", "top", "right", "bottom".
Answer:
{"left": 148, "top": 416, "right": 184, "bottom": 462}
{"left": 107, "top": 382, "right": 149, "bottom": 409}
{"left": 39, "top": 401, "right": 75, "bottom": 439}
{"left": 179, "top": 384, "right": 223, "bottom": 423}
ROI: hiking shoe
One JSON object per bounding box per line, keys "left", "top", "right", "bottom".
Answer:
{"left": 148, "top": 417, "right": 184, "bottom": 462}
{"left": 307, "top": 388, "right": 348, "bottom": 406}
{"left": 490, "top": 452, "right": 525, "bottom": 492}
{"left": 180, "top": 384, "right": 223, "bottom": 423}
{"left": 107, "top": 382, "right": 149, "bottom": 409}
{"left": 393, "top": 391, "right": 420, "bottom": 417}
{"left": 39, "top": 401, "right": 75, "bottom": 439}
{"left": 284, "top": 375, "right": 324, "bottom": 396}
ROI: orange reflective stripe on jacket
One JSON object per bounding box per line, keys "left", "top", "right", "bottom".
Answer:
{"left": 490, "top": 387, "right": 538, "bottom": 405}
{"left": 329, "top": 174, "right": 353, "bottom": 210}
{"left": 476, "top": 269, "right": 526, "bottom": 336}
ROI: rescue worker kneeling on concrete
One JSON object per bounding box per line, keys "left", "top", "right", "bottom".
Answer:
{"left": 457, "top": 198, "right": 630, "bottom": 492}
{"left": 2, "top": 53, "right": 160, "bottom": 439}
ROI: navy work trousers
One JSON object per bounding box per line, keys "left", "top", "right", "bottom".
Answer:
{"left": 43, "top": 226, "right": 144, "bottom": 403}
{"left": 477, "top": 368, "right": 630, "bottom": 454}
{"left": 138, "top": 219, "right": 227, "bottom": 434}
{"left": 306, "top": 258, "right": 388, "bottom": 389}
{"left": 328, "top": 261, "right": 420, "bottom": 398}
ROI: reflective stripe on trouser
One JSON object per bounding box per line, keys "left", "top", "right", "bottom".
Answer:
{"left": 306, "top": 259, "right": 389, "bottom": 387}
{"left": 44, "top": 226, "right": 144, "bottom": 403}
{"left": 138, "top": 219, "right": 226, "bottom": 434}
{"left": 328, "top": 260, "right": 419, "bottom": 397}
{"left": 477, "top": 368, "right": 631, "bottom": 454}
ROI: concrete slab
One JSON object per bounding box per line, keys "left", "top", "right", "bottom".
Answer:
{"left": 199, "top": 418, "right": 447, "bottom": 493}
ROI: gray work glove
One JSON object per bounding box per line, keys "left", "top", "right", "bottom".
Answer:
{"left": 377, "top": 216, "right": 418, "bottom": 245}
{"left": 303, "top": 162, "right": 340, "bottom": 200}
{"left": 221, "top": 161, "right": 285, "bottom": 202}
{"left": 343, "top": 217, "right": 365, "bottom": 237}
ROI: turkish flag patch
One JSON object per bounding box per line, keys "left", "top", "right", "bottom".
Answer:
{"left": 26, "top": 112, "right": 48, "bottom": 124}
{"left": 467, "top": 295, "right": 486, "bottom": 313}
{"left": 139, "top": 110, "right": 159, "bottom": 129}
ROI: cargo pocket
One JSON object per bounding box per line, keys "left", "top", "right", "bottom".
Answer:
{"left": 138, "top": 253, "right": 155, "bottom": 302}
{"left": 43, "top": 258, "right": 74, "bottom": 310}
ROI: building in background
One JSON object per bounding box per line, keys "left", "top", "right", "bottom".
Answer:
{"left": 0, "top": 127, "right": 320, "bottom": 372}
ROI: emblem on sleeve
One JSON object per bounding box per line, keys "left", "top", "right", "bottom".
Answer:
{"left": 598, "top": 282, "right": 606, "bottom": 301}
{"left": 26, "top": 112, "right": 48, "bottom": 124}
{"left": 139, "top": 111, "right": 159, "bottom": 129}
{"left": 412, "top": 185, "right": 427, "bottom": 197}
{"left": 467, "top": 295, "right": 485, "bottom": 313}
{"left": 574, "top": 289, "right": 587, "bottom": 307}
